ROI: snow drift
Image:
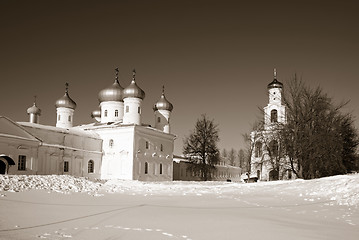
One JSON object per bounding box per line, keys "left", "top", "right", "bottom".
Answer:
{"left": 1, "top": 174, "right": 358, "bottom": 206}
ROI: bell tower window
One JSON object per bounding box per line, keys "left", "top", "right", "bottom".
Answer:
{"left": 115, "top": 110, "right": 118, "bottom": 117}
{"left": 271, "top": 109, "right": 278, "bottom": 123}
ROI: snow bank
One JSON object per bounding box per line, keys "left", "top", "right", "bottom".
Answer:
{"left": 1, "top": 174, "right": 359, "bottom": 206}
{"left": 0, "top": 175, "right": 102, "bottom": 194}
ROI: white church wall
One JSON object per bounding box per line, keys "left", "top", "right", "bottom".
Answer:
{"left": 94, "top": 126, "right": 135, "bottom": 180}
{"left": 133, "top": 126, "right": 174, "bottom": 181}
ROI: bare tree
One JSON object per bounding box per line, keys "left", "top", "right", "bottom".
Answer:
{"left": 238, "top": 149, "right": 245, "bottom": 169}
{"left": 228, "top": 148, "right": 236, "bottom": 166}
{"left": 183, "top": 114, "right": 220, "bottom": 181}
{"left": 221, "top": 148, "right": 228, "bottom": 165}
{"left": 281, "top": 75, "right": 358, "bottom": 179}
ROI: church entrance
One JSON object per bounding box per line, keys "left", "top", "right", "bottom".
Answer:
{"left": 0, "top": 160, "right": 6, "bottom": 174}
{"left": 0, "top": 155, "right": 16, "bottom": 174}
{"left": 269, "top": 169, "right": 279, "bottom": 181}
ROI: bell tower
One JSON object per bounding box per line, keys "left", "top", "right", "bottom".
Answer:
{"left": 264, "top": 68, "right": 286, "bottom": 129}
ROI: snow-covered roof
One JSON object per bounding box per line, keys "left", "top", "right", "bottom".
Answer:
{"left": 18, "top": 122, "right": 100, "bottom": 139}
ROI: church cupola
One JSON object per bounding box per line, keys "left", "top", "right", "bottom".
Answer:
{"left": 55, "top": 83, "right": 77, "bottom": 128}
{"left": 91, "top": 108, "right": 101, "bottom": 122}
{"left": 267, "top": 68, "right": 283, "bottom": 105}
{"left": 123, "top": 69, "right": 145, "bottom": 125}
{"left": 98, "top": 68, "right": 124, "bottom": 123}
{"left": 153, "top": 86, "right": 173, "bottom": 133}
{"left": 267, "top": 69, "right": 283, "bottom": 90}
{"left": 27, "top": 95, "right": 41, "bottom": 124}
{"left": 264, "top": 68, "right": 286, "bottom": 128}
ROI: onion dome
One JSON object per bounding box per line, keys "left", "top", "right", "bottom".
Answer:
{"left": 123, "top": 69, "right": 145, "bottom": 100}
{"left": 267, "top": 68, "right": 283, "bottom": 89}
{"left": 91, "top": 109, "right": 101, "bottom": 119}
{"left": 55, "top": 83, "right": 77, "bottom": 109}
{"left": 98, "top": 68, "right": 124, "bottom": 103}
{"left": 27, "top": 96, "right": 41, "bottom": 115}
{"left": 153, "top": 86, "right": 173, "bottom": 111}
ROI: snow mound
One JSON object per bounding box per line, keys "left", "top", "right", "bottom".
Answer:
{"left": 1, "top": 174, "right": 359, "bottom": 206}
{"left": 0, "top": 175, "right": 102, "bottom": 194}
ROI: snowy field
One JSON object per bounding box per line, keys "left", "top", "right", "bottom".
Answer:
{"left": 0, "top": 174, "right": 358, "bottom": 240}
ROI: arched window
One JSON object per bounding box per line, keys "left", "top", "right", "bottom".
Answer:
{"left": 115, "top": 110, "right": 118, "bottom": 117}
{"left": 145, "top": 162, "right": 148, "bottom": 174}
{"left": 138, "top": 107, "right": 141, "bottom": 114}
{"left": 271, "top": 109, "right": 278, "bottom": 123}
{"left": 157, "top": 117, "right": 161, "bottom": 123}
{"left": 109, "top": 139, "right": 114, "bottom": 148}
{"left": 88, "top": 160, "right": 94, "bottom": 173}
{"left": 58, "top": 115, "right": 61, "bottom": 121}
{"left": 145, "top": 141, "right": 149, "bottom": 149}
{"left": 160, "top": 144, "right": 163, "bottom": 152}
{"left": 126, "top": 106, "right": 129, "bottom": 113}
{"left": 255, "top": 142, "right": 262, "bottom": 158}
{"left": 68, "top": 115, "right": 71, "bottom": 122}
{"left": 160, "top": 163, "right": 163, "bottom": 174}
{"left": 104, "top": 110, "right": 108, "bottom": 117}
{"left": 269, "top": 140, "right": 279, "bottom": 157}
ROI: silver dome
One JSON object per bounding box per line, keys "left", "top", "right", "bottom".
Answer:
{"left": 123, "top": 70, "right": 145, "bottom": 100}
{"left": 153, "top": 86, "right": 173, "bottom": 111}
{"left": 27, "top": 103, "right": 41, "bottom": 115}
{"left": 55, "top": 84, "right": 77, "bottom": 109}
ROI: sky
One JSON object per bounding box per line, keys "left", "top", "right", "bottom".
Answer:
{"left": 1, "top": 0, "right": 358, "bottom": 155}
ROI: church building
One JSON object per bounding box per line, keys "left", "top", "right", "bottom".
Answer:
{"left": 0, "top": 69, "right": 175, "bottom": 181}
{"left": 250, "top": 69, "right": 294, "bottom": 181}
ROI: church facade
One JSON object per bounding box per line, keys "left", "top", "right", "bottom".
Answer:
{"left": 250, "top": 70, "right": 294, "bottom": 181}
{"left": 0, "top": 69, "right": 175, "bottom": 181}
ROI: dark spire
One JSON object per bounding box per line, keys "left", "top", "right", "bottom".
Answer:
{"left": 274, "top": 68, "right": 277, "bottom": 79}
{"left": 115, "top": 67, "right": 119, "bottom": 83}
{"left": 65, "top": 82, "right": 69, "bottom": 94}
{"left": 132, "top": 69, "right": 136, "bottom": 81}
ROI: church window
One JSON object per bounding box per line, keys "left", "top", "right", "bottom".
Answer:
{"left": 58, "top": 115, "right": 61, "bottom": 121}
{"left": 255, "top": 142, "right": 262, "bottom": 158}
{"left": 104, "top": 110, "right": 108, "bottom": 117}
{"left": 160, "top": 144, "right": 163, "bottom": 152}
{"left": 138, "top": 107, "right": 141, "bottom": 114}
{"left": 271, "top": 109, "right": 278, "bottom": 123}
{"left": 146, "top": 141, "right": 149, "bottom": 149}
{"left": 18, "top": 155, "right": 26, "bottom": 171}
{"left": 68, "top": 115, "right": 71, "bottom": 122}
{"left": 157, "top": 117, "right": 161, "bottom": 123}
{"left": 126, "top": 106, "right": 129, "bottom": 113}
{"left": 88, "top": 160, "right": 94, "bottom": 173}
{"left": 64, "top": 161, "right": 69, "bottom": 172}
{"left": 115, "top": 110, "right": 118, "bottom": 117}
{"left": 145, "top": 162, "right": 148, "bottom": 174}
{"left": 269, "top": 140, "right": 279, "bottom": 157}
{"left": 109, "top": 139, "right": 114, "bottom": 148}
{"left": 160, "top": 163, "right": 163, "bottom": 174}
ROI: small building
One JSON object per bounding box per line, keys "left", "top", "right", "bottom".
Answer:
{"left": 173, "top": 155, "right": 242, "bottom": 182}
